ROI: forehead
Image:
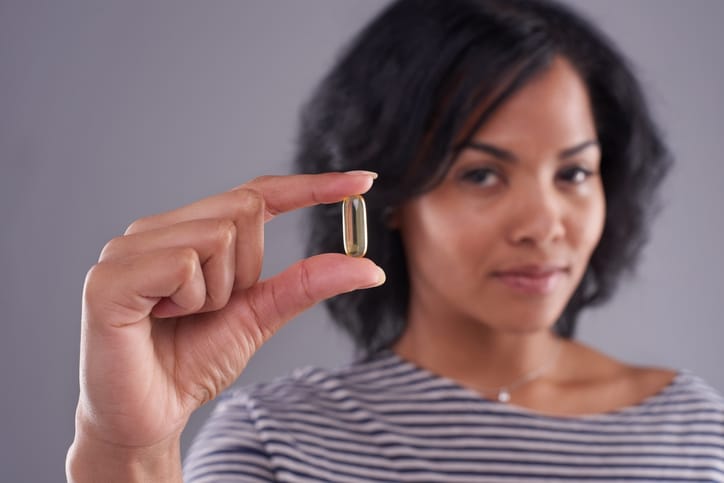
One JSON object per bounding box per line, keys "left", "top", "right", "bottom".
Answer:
{"left": 470, "top": 56, "right": 597, "bottom": 150}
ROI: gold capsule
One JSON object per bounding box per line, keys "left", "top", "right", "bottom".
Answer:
{"left": 342, "top": 195, "right": 367, "bottom": 257}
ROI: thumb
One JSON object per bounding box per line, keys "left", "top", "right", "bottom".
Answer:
{"left": 227, "top": 253, "right": 385, "bottom": 342}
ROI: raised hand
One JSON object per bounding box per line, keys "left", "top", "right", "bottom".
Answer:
{"left": 67, "top": 172, "right": 383, "bottom": 482}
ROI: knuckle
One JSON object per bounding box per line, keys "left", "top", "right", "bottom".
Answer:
{"left": 177, "top": 377, "right": 217, "bottom": 408}
{"left": 222, "top": 291, "right": 272, "bottom": 352}
{"left": 175, "top": 247, "right": 200, "bottom": 276}
{"left": 244, "top": 188, "right": 265, "bottom": 211}
{"left": 190, "top": 295, "right": 206, "bottom": 314}
{"left": 204, "top": 283, "right": 231, "bottom": 312}
{"left": 98, "top": 236, "right": 123, "bottom": 261}
{"left": 231, "top": 188, "right": 265, "bottom": 217}
{"left": 83, "top": 263, "right": 107, "bottom": 295}
{"left": 250, "top": 289, "right": 277, "bottom": 342}
{"left": 124, "top": 216, "right": 152, "bottom": 235}
{"left": 174, "top": 248, "right": 206, "bottom": 311}
{"left": 82, "top": 262, "right": 115, "bottom": 316}
{"left": 244, "top": 290, "right": 264, "bottom": 325}
{"left": 255, "top": 320, "right": 275, "bottom": 348}
{"left": 213, "top": 218, "right": 236, "bottom": 248}
{"left": 297, "top": 259, "right": 316, "bottom": 306}
{"left": 204, "top": 294, "right": 225, "bottom": 312}
{"left": 249, "top": 174, "right": 277, "bottom": 186}
{"left": 189, "top": 385, "right": 214, "bottom": 407}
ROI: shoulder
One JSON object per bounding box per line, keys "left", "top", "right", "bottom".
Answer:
{"left": 561, "top": 341, "right": 724, "bottom": 416}
{"left": 196, "top": 349, "right": 414, "bottom": 428}
{"left": 620, "top": 364, "right": 724, "bottom": 416}
{"left": 183, "top": 354, "right": 398, "bottom": 482}
{"left": 654, "top": 369, "right": 724, "bottom": 409}
{"left": 615, "top": 361, "right": 724, "bottom": 414}
{"left": 218, "top": 349, "right": 413, "bottom": 412}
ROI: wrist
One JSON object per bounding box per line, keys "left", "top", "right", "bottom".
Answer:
{"left": 66, "top": 422, "right": 183, "bottom": 483}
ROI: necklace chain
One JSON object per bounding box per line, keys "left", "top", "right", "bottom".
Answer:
{"left": 480, "top": 338, "right": 563, "bottom": 403}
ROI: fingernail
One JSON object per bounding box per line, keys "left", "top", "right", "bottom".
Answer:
{"left": 345, "top": 170, "right": 378, "bottom": 180}
{"left": 368, "top": 265, "right": 386, "bottom": 288}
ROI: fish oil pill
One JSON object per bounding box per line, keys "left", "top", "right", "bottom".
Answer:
{"left": 342, "top": 195, "right": 367, "bottom": 257}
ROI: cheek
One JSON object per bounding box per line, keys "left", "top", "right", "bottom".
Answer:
{"left": 574, "top": 188, "right": 606, "bottom": 255}
{"left": 406, "top": 200, "right": 501, "bottom": 270}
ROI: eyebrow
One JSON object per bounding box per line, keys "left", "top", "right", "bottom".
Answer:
{"left": 461, "top": 139, "right": 599, "bottom": 162}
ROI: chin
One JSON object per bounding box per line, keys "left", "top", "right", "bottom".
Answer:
{"left": 498, "top": 319, "right": 557, "bottom": 334}
{"left": 479, "top": 305, "right": 564, "bottom": 334}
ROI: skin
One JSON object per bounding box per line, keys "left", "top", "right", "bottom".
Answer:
{"left": 392, "top": 57, "right": 676, "bottom": 416}
{"left": 66, "top": 56, "right": 675, "bottom": 481}
{"left": 66, "top": 171, "right": 384, "bottom": 482}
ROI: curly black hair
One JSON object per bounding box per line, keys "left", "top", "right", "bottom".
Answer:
{"left": 294, "top": 0, "right": 671, "bottom": 355}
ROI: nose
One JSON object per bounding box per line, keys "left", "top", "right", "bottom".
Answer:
{"left": 506, "top": 182, "right": 565, "bottom": 247}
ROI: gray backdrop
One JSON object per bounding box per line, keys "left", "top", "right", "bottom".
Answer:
{"left": 2, "top": 1, "right": 723, "bottom": 481}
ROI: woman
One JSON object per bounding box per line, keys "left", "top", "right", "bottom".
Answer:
{"left": 67, "top": 0, "right": 724, "bottom": 482}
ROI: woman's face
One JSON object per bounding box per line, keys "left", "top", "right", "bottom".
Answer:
{"left": 398, "top": 57, "right": 605, "bottom": 334}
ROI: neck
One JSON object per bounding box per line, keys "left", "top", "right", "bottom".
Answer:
{"left": 392, "top": 302, "right": 562, "bottom": 391}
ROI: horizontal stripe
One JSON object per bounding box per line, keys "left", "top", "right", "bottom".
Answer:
{"left": 184, "top": 350, "right": 724, "bottom": 482}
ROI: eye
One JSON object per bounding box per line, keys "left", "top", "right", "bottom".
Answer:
{"left": 460, "top": 167, "right": 501, "bottom": 188}
{"left": 557, "top": 166, "right": 595, "bottom": 184}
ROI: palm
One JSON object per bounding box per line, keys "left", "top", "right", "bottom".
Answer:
{"left": 93, "top": 298, "right": 259, "bottom": 448}
{"left": 166, "top": 298, "right": 260, "bottom": 416}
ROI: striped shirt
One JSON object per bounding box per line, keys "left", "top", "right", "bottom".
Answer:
{"left": 183, "top": 350, "right": 724, "bottom": 482}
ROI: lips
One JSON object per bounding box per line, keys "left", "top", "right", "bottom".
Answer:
{"left": 491, "top": 264, "right": 569, "bottom": 295}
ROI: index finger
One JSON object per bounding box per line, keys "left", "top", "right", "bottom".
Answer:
{"left": 125, "top": 171, "right": 377, "bottom": 235}
{"left": 241, "top": 171, "right": 378, "bottom": 222}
